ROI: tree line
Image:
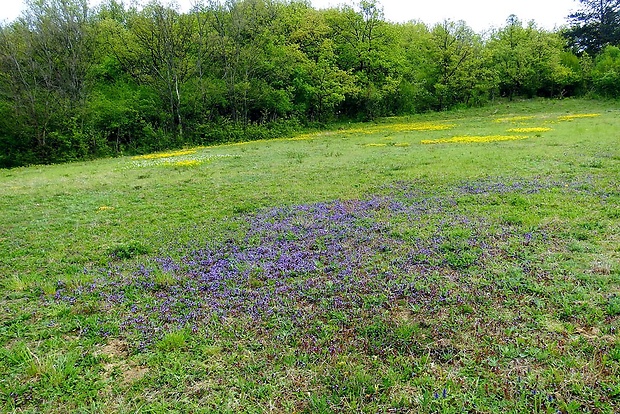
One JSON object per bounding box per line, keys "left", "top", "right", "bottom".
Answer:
{"left": 0, "top": 0, "right": 619, "bottom": 167}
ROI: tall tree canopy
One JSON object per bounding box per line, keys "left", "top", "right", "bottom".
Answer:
{"left": 565, "top": 0, "right": 620, "bottom": 54}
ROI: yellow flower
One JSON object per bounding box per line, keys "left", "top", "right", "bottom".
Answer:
{"left": 98, "top": 206, "right": 115, "bottom": 211}
{"left": 393, "top": 142, "right": 411, "bottom": 147}
{"left": 364, "top": 143, "right": 387, "bottom": 147}
{"left": 422, "top": 135, "right": 530, "bottom": 144}
{"left": 506, "top": 127, "right": 552, "bottom": 133}
{"left": 289, "top": 132, "right": 321, "bottom": 141}
{"left": 344, "top": 122, "right": 455, "bottom": 135}
{"left": 169, "top": 160, "right": 201, "bottom": 167}
{"left": 494, "top": 116, "right": 535, "bottom": 123}
{"left": 381, "top": 122, "right": 455, "bottom": 132}
{"left": 557, "top": 113, "right": 601, "bottom": 121}
{"left": 132, "top": 149, "right": 197, "bottom": 160}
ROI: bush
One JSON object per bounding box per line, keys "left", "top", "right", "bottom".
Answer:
{"left": 592, "top": 46, "right": 620, "bottom": 97}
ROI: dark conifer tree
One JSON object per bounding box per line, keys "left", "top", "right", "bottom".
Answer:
{"left": 565, "top": 0, "right": 620, "bottom": 54}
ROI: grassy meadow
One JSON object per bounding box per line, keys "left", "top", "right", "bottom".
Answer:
{"left": 1, "top": 98, "right": 620, "bottom": 413}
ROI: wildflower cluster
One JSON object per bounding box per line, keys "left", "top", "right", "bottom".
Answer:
{"left": 210, "top": 131, "right": 335, "bottom": 149}
{"left": 506, "top": 127, "right": 552, "bottom": 133}
{"left": 364, "top": 142, "right": 411, "bottom": 148}
{"left": 53, "top": 178, "right": 585, "bottom": 351}
{"left": 132, "top": 149, "right": 199, "bottom": 160}
{"left": 494, "top": 116, "right": 535, "bottom": 123}
{"left": 383, "top": 122, "right": 455, "bottom": 132}
{"left": 421, "top": 135, "right": 530, "bottom": 144}
{"left": 289, "top": 131, "right": 335, "bottom": 141}
{"left": 345, "top": 122, "right": 455, "bottom": 135}
{"left": 557, "top": 113, "right": 601, "bottom": 121}
{"left": 130, "top": 152, "right": 237, "bottom": 168}
{"left": 166, "top": 160, "right": 201, "bottom": 167}
{"left": 455, "top": 176, "right": 576, "bottom": 194}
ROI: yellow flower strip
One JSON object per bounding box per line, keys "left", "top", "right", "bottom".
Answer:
{"left": 422, "top": 135, "right": 530, "bottom": 144}
{"left": 130, "top": 122, "right": 453, "bottom": 157}
{"left": 494, "top": 116, "right": 535, "bottom": 123}
{"left": 380, "top": 122, "right": 455, "bottom": 132}
{"left": 167, "top": 160, "right": 202, "bottom": 167}
{"left": 506, "top": 127, "right": 552, "bottom": 133}
{"left": 557, "top": 113, "right": 601, "bottom": 121}
{"left": 132, "top": 149, "right": 198, "bottom": 160}
{"left": 190, "top": 123, "right": 453, "bottom": 150}
{"left": 217, "top": 131, "right": 336, "bottom": 148}
{"left": 130, "top": 152, "right": 237, "bottom": 168}
{"left": 346, "top": 122, "right": 455, "bottom": 135}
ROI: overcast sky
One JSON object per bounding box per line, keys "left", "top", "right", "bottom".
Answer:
{"left": 1, "top": 0, "right": 578, "bottom": 33}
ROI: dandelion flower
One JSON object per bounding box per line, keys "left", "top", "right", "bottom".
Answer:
{"left": 132, "top": 149, "right": 197, "bottom": 160}
{"left": 507, "top": 127, "right": 551, "bottom": 133}
{"left": 422, "top": 135, "right": 530, "bottom": 144}
{"left": 558, "top": 113, "right": 600, "bottom": 121}
{"left": 494, "top": 116, "right": 535, "bottom": 123}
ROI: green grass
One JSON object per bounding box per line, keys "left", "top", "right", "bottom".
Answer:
{"left": 1, "top": 98, "right": 620, "bottom": 412}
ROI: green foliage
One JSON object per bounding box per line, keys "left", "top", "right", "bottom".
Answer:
{"left": 429, "top": 20, "right": 488, "bottom": 109}
{"left": 156, "top": 330, "right": 189, "bottom": 351}
{"left": 108, "top": 242, "right": 150, "bottom": 260}
{"left": 0, "top": 0, "right": 619, "bottom": 167}
{"left": 487, "top": 16, "right": 579, "bottom": 99}
{"left": 592, "top": 46, "right": 620, "bottom": 97}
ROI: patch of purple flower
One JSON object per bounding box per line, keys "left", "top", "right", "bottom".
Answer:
{"left": 54, "top": 178, "right": 582, "bottom": 350}
{"left": 455, "top": 176, "right": 594, "bottom": 195}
